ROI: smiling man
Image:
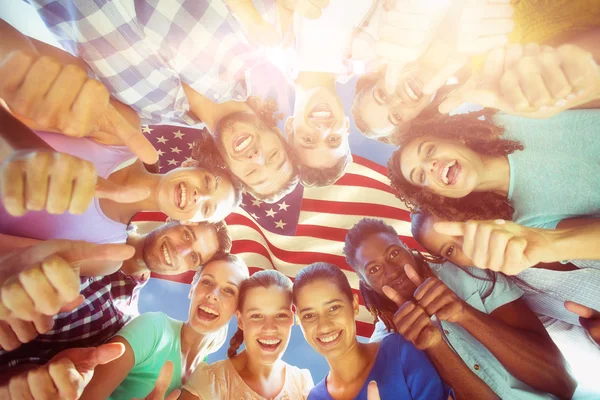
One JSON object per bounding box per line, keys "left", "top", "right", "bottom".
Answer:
{"left": 0, "top": 220, "right": 231, "bottom": 372}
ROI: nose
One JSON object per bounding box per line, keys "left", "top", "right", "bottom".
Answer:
{"left": 426, "top": 159, "right": 437, "bottom": 175}
{"left": 316, "top": 316, "right": 334, "bottom": 333}
{"left": 247, "top": 147, "right": 264, "bottom": 164}
{"left": 192, "top": 188, "right": 209, "bottom": 205}
{"left": 263, "top": 318, "right": 277, "bottom": 332}
{"left": 205, "top": 288, "right": 219, "bottom": 302}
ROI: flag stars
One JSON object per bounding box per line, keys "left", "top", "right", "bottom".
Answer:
{"left": 156, "top": 136, "right": 168, "bottom": 144}
{"left": 167, "top": 159, "right": 178, "bottom": 166}
{"left": 184, "top": 156, "right": 194, "bottom": 164}
{"left": 173, "top": 130, "right": 185, "bottom": 139}
{"left": 142, "top": 126, "right": 153, "bottom": 134}
{"left": 188, "top": 143, "right": 195, "bottom": 150}
{"left": 250, "top": 212, "right": 260, "bottom": 220}
{"left": 275, "top": 219, "right": 287, "bottom": 229}
{"left": 156, "top": 149, "right": 165, "bottom": 157}
{"left": 171, "top": 146, "right": 182, "bottom": 154}
{"left": 265, "top": 208, "right": 276, "bottom": 218}
{"left": 251, "top": 199, "right": 262, "bottom": 207}
{"left": 278, "top": 201, "right": 289, "bottom": 211}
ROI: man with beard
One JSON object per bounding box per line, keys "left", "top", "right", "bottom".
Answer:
{"left": 342, "top": 218, "right": 576, "bottom": 400}
{"left": 0, "top": 220, "right": 231, "bottom": 373}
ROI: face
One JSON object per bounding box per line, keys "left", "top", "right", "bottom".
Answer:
{"left": 237, "top": 286, "right": 294, "bottom": 365}
{"left": 142, "top": 222, "right": 219, "bottom": 275}
{"left": 188, "top": 260, "right": 247, "bottom": 334}
{"left": 216, "top": 114, "right": 294, "bottom": 197}
{"left": 295, "top": 279, "right": 359, "bottom": 360}
{"left": 356, "top": 65, "right": 435, "bottom": 139}
{"left": 288, "top": 86, "right": 350, "bottom": 169}
{"left": 354, "top": 233, "right": 426, "bottom": 300}
{"left": 399, "top": 137, "right": 483, "bottom": 199}
{"left": 417, "top": 216, "right": 472, "bottom": 267}
{"left": 155, "top": 168, "right": 236, "bottom": 222}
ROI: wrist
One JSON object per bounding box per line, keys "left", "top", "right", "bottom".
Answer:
{"left": 542, "top": 227, "right": 573, "bottom": 262}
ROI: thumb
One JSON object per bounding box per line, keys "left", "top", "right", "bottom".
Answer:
{"left": 57, "top": 241, "right": 135, "bottom": 265}
{"left": 103, "top": 105, "right": 159, "bottom": 164}
{"left": 95, "top": 177, "right": 150, "bottom": 204}
{"left": 433, "top": 221, "right": 465, "bottom": 237}
{"left": 367, "top": 381, "right": 381, "bottom": 400}
{"left": 382, "top": 285, "right": 406, "bottom": 307}
{"left": 53, "top": 342, "right": 126, "bottom": 373}
{"left": 437, "top": 75, "right": 480, "bottom": 114}
{"left": 565, "top": 301, "right": 600, "bottom": 319}
{"left": 404, "top": 263, "right": 423, "bottom": 287}
{"left": 422, "top": 55, "right": 467, "bottom": 95}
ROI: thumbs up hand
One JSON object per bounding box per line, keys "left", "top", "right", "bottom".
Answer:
{"left": 0, "top": 50, "right": 158, "bottom": 164}
{"left": 1, "top": 343, "right": 125, "bottom": 400}
{"left": 0, "top": 149, "right": 149, "bottom": 217}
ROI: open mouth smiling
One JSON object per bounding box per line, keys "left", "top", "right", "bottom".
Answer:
{"left": 256, "top": 337, "right": 283, "bottom": 352}
{"left": 316, "top": 330, "right": 342, "bottom": 348}
{"left": 175, "top": 182, "right": 188, "bottom": 210}
{"left": 233, "top": 133, "right": 253, "bottom": 154}
{"left": 197, "top": 304, "right": 220, "bottom": 321}
{"left": 439, "top": 160, "right": 460, "bottom": 185}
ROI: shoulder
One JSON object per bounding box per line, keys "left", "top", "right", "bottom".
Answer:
{"left": 183, "top": 359, "right": 231, "bottom": 397}
{"left": 286, "top": 364, "right": 315, "bottom": 392}
{"left": 307, "top": 378, "right": 330, "bottom": 400}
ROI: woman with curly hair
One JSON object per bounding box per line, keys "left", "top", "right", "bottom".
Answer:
{"left": 387, "top": 107, "right": 600, "bottom": 231}
{"left": 180, "top": 269, "right": 314, "bottom": 400}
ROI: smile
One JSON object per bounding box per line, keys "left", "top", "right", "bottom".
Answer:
{"left": 316, "top": 330, "right": 342, "bottom": 346}
{"left": 160, "top": 243, "right": 172, "bottom": 266}
{"left": 197, "top": 304, "right": 220, "bottom": 321}
{"left": 401, "top": 77, "right": 423, "bottom": 104}
{"left": 308, "top": 104, "right": 334, "bottom": 125}
{"left": 257, "top": 337, "right": 282, "bottom": 352}
{"left": 440, "top": 160, "right": 459, "bottom": 185}
{"left": 233, "top": 133, "right": 253, "bottom": 153}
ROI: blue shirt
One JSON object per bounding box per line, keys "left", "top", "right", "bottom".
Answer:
{"left": 308, "top": 334, "right": 451, "bottom": 400}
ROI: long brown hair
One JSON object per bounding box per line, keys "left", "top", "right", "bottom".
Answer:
{"left": 227, "top": 270, "right": 293, "bottom": 358}
{"left": 387, "top": 110, "right": 523, "bottom": 221}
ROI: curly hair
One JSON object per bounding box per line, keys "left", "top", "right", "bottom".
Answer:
{"left": 227, "top": 270, "right": 293, "bottom": 358}
{"left": 343, "top": 218, "right": 401, "bottom": 269}
{"left": 387, "top": 110, "right": 524, "bottom": 221}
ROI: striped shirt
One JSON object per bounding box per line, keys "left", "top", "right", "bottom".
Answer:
{"left": 26, "top": 0, "right": 279, "bottom": 126}
{"left": 0, "top": 271, "right": 147, "bottom": 369}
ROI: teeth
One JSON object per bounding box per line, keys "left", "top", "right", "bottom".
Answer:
{"left": 258, "top": 338, "right": 281, "bottom": 346}
{"left": 441, "top": 160, "right": 456, "bottom": 185}
{"left": 310, "top": 111, "right": 331, "bottom": 118}
{"left": 235, "top": 136, "right": 252, "bottom": 152}
{"left": 179, "top": 183, "right": 187, "bottom": 208}
{"left": 318, "top": 331, "right": 341, "bottom": 343}
{"left": 161, "top": 244, "right": 172, "bottom": 265}
{"left": 404, "top": 81, "right": 419, "bottom": 101}
{"left": 198, "top": 305, "right": 219, "bottom": 316}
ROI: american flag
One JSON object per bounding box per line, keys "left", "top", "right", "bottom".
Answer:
{"left": 133, "top": 124, "right": 418, "bottom": 337}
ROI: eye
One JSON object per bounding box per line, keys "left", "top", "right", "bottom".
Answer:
{"left": 246, "top": 168, "right": 258, "bottom": 177}
{"left": 224, "top": 287, "right": 235, "bottom": 295}
{"left": 329, "top": 305, "right": 341, "bottom": 313}
{"left": 375, "top": 88, "right": 388, "bottom": 104}
{"left": 368, "top": 265, "right": 380, "bottom": 275}
{"left": 389, "top": 111, "right": 402, "bottom": 126}
{"left": 445, "top": 245, "right": 455, "bottom": 258}
{"left": 302, "top": 313, "right": 315, "bottom": 321}
{"left": 202, "top": 279, "right": 213, "bottom": 287}
{"left": 389, "top": 249, "right": 400, "bottom": 260}
{"left": 191, "top": 253, "right": 198, "bottom": 264}
{"left": 204, "top": 175, "right": 212, "bottom": 191}
{"left": 302, "top": 137, "right": 315, "bottom": 144}
{"left": 419, "top": 170, "right": 426, "bottom": 184}
{"left": 268, "top": 150, "right": 279, "bottom": 162}
{"left": 184, "top": 231, "right": 191, "bottom": 241}
{"left": 328, "top": 136, "right": 340, "bottom": 143}
{"left": 426, "top": 145, "right": 435, "bottom": 157}
{"left": 277, "top": 313, "right": 290, "bottom": 319}
{"left": 202, "top": 203, "right": 211, "bottom": 218}
{"left": 250, "top": 313, "right": 262, "bottom": 319}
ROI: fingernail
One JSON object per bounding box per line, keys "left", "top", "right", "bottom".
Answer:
{"left": 554, "top": 99, "right": 567, "bottom": 107}
{"left": 577, "top": 90, "right": 585, "bottom": 96}
{"left": 566, "top": 93, "right": 576, "bottom": 100}
{"left": 539, "top": 105, "right": 548, "bottom": 111}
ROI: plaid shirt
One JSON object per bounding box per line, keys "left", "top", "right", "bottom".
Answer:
{"left": 0, "top": 271, "right": 147, "bottom": 369}
{"left": 27, "top": 0, "right": 278, "bottom": 126}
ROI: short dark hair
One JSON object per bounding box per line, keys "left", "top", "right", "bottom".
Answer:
{"left": 250, "top": 137, "right": 300, "bottom": 203}
{"left": 212, "top": 220, "right": 232, "bottom": 257}
{"left": 294, "top": 149, "right": 352, "bottom": 187}
{"left": 292, "top": 262, "right": 354, "bottom": 306}
{"left": 343, "top": 218, "right": 400, "bottom": 270}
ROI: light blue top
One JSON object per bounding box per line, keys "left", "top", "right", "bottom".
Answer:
{"left": 494, "top": 110, "right": 600, "bottom": 229}
{"left": 109, "top": 312, "right": 183, "bottom": 400}
{"left": 371, "top": 262, "right": 557, "bottom": 400}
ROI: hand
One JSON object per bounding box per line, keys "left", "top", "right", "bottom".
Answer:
{"left": 133, "top": 361, "right": 181, "bottom": 400}
{"left": 247, "top": 18, "right": 282, "bottom": 47}
{"left": 406, "top": 264, "right": 466, "bottom": 322}
{"left": 0, "top": 51, "right": 158, "bottom": 164}
{"left": 434, "top": 219, "right": 557, "bottom": 275}
{"left": 439, "top": 44, "right": 600, "bottom": 116}
{"left": 377, "top": 0, "right": 450, "bottom": 94}
{"left": 382, "top": 277, "right": 441, "bottom": 350}
{"left": 0, "top": 149, "right": 150, "bottom": 217}
{"left": 278, "top": 0, "right": 330, "bottom": 19}
{"left": 565, "top": 302, "right": 600, "bottom": 347}
{"left": 0, "top": 240, "right": 135, "bottom": 339}
{"left": 0, "top": 314, "right": 53, "bottom": 351}
{"left": 367, "top": 381, "right": 380, "bottom": 400}
{"left": 1, "top": 342, "right": 125, "bottom": 400}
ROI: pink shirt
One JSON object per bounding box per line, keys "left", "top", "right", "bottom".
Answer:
{"left": 0, "top": 131, "right": 135, "bottom": 244}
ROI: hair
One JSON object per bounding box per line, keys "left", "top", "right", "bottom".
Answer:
{"left": 190, "top": 253, "right": 249, "bottom": 289}
{"left": 292, "top": 262, "right": 354, "bottom": 306}
{"left": 294, "top": 150, "right": 353, "bottom": 187}
{"left": 387, "top": 110, "right": 524, "bottom": 221}
{"left": 343, "top": 218, "right": 400, "bottom": 269}
{"left": 212, "top": 220, "right": 232, "bottom": 257}
{"left": 227, "top": 269, "right": 293, "bottom": 358}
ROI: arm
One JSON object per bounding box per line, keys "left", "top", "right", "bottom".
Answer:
{"left": 425, "top": 340, "right": 498, "bottom": 400}
{"left": 552, "top": 218, "right": 600, "bottom": 260}
{"left": 178, "top": 389, "right": 200, "bottom": 400}
{"left": 458, "top": 298, "right": 576, "bottom": 399}
{"left": 79, "top": 336, "right": 135, "bottom": 400}
{"left": 0, "top": 234, "right": 41, "bottom": 255}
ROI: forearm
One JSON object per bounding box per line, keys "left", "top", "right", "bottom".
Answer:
{"left": 426, "top": 339, "right": 498, "bottom": 399}
{"left": 551, "top": 219, "right": 600, "bottom": 261}
{"left": 459, "top": 307, "right": 575, "bottom": 398}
